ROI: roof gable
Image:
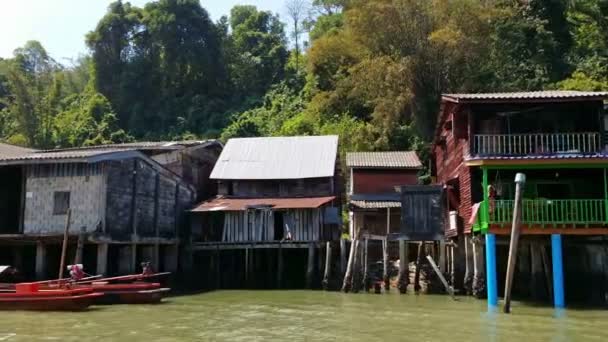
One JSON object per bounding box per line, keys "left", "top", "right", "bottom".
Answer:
{"left": 210, "top": 135, "right": 339, "bottom": 180}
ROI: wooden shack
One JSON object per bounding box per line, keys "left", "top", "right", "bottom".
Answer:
{"left": 0, "top": 141, "right": 221, "bottom": 280}
{"left": 190, "top": 135, "right": 341, "bottom": 289}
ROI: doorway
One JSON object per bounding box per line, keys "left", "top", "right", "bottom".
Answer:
{"left": 0, "top": 166, "right": 24, "bottom": 233}
{"left": 274, "top": 211, "right": 284, "bottom": 241}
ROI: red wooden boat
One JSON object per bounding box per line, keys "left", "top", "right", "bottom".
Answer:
{"left": 0, "top": 284, "right": 102, "bottom": 311}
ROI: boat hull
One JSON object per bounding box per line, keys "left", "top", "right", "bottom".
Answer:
{"left": 0, "top": 292, "right": 102, "bottom": 311}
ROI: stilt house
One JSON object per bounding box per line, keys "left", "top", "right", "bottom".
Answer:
{"left": 0, "top": 141, "right": 221, "bottom": 280}
{"left": 191, "top": 135, "right": 342, "bottom": 246}
{"left": 346, "top": 151, "right": 422, "bottom": 239}
{"left": 432, "top": 90, "right": 608, "bottom": 303}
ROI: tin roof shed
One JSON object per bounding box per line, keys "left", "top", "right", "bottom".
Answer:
{"left": 210, "top": 135, "right": 339, "bottom": 180}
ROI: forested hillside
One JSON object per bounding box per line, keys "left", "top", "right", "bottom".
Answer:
{"left": 1, "top": 0, "right": 608, "bottom": 158}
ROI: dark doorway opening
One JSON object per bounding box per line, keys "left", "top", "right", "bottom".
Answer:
{"left": 274, "top": 211, "right": 284, "bottom": 241}
{"left": 0, "top": 166, "right": 23, "bottom": 233}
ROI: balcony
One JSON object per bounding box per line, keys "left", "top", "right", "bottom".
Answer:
{"left": 473, "top": 132, "right": 601, "bottom": 156}
{"left": 490, "top": 199, "right": 606, "bottom": 226}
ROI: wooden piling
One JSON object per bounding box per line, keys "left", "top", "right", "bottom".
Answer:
{"left": 245, "top": 247, "right": 250, "bottom": 285}
{"left": 414, "top": 242, "right": 423, "bottom": 292}
{"left": 463, "top": 236, "right": 473, "bottom": 295}
{"left": 340, "top": 239, "right": 346, "bottom": 275}
{"left": 362, "top": 238, "right": 370, "bottom": 291}
{"left": 276, "top": 246, "right": 283, "bottom": 289}
{"left": 351, "top": 239, "right": 361, "bottom": 293}
{"left": 504, "top": 173, "right": 525, "bottom": 313}
{"left": 323, "top": 241, "right": 332, "bottom": 290}
{"left": 397, "top": 240, "right": 408, "bottom": 293}
{"left": 74, "top": 226, "right": 86, "bottom": 265}
{"left": 58, "top": 209, "right": 72, "bottom": 280}
{"left": 307, "top": 243, "right": 315, "bottom": 289}
{"left": 472, "top": 236, "right": 486, "bottom": 298}
{"left": 382, "top": 238, "right": 389, "bottom": 291}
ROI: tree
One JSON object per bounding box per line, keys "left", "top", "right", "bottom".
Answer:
{"left": 286, "top": 0, "right": 309, "bottom": 71}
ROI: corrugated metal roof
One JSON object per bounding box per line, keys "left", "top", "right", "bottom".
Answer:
{"left": 0, "top": 148, "right": 143, "bottom": 165}
{"left": 442, "top": 91, "right": 608, "bottom": 103}
{"left": 346, "top": 151, "right": 422, "bottom": 169}
{"left": 350, "top": 200, "right": 401, "bottom": 209}
{"left": 0, "top": 143, "right": 36, "bottom": 158}
{"left": 41, "top": 140, "right": 219, "bottom": 152}
{"left": 210, "top": 135, "right": 338, "bottom": 180}
{"left": 191, "top": 196, "right": 336, "bottom": 212}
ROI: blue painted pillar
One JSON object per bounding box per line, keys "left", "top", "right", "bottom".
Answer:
{"left": 551, "top": 234, "right": 565, "bottom": 308}
{"left": 485, "top": 233, "right": 497, "bottom": 309}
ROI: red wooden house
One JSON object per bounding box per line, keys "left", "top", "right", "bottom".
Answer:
{"left": 346, "top": 151, "right": 422, "bottom": 238}
{"left": 432, "top": 90, "right": 608, "bottom": 303}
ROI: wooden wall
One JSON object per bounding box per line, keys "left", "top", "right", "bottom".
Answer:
{"left": 434, "top": 102, "right": 474, "bottom": 237}
{"left": 219, "top": 178, "right": 334, "bottom": 198}
{"left": 151, "top": 144, "right": 221, "bottom": 201}
{"left": 352, "top": 169, "right": 419, "bottom": 194}
{"left": 104, "top": 158, "right": 194, "bottom": 240}
{"left": 221, "top": 208, "right": 324, "bottom": 242}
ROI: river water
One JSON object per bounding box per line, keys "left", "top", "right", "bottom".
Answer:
{"left": 0, "top": 291, "right": 607, "bottom": 341}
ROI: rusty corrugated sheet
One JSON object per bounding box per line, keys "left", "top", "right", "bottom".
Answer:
{"left": 191, "top": 196, "right": 336, "bottom": 212}
{"left": 346, "top": 151, "right": 422, "bottom": 169}
{"left": 210, "top": 135, "right": 339, "bottom": 180}
{"left": 442, "top": 90, "right": 608, "bottom": 103}
{"left": 350, "top": 200, "right": 401, "bottom": 209}
{"left": 0, "top": 143, "right": 36, "bottom": 158}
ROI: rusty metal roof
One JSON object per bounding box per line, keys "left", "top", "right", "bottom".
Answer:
{"left": 442, "top": 91, "right": 608, "bottom": 103}
{"left": 350, "top": 200, "right": 401, "bottom": 209}
{"left": 210, "top": 135, "right": 339, "bottom": 180}
{"left": 41, "top": 140, "right": 220, "bottom": 152}
{"left": 0, "top": 143, "right": 36, "bottom": 158}
{"left": 191, "top": 196, "right": 336, "bottom": 212}
{"left": 0, "top": 148, "right": 145, "bottom": 165}
{"left": 346, "top": 151, "right": 422, "bottom": 169}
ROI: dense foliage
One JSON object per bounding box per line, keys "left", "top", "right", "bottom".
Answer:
{"left": 2, "top": 0, "right": 608, "bottom": 160}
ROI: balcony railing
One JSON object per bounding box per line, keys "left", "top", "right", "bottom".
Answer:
{"left": 490, "top": 199, "right": 606, "bottom": 226}
{"left": 473, "top": 132, "right": 601, "bottom": 156}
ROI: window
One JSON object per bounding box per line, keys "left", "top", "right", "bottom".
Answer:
{"left": 53, "top": 191, "right": 70, "bottom": 215}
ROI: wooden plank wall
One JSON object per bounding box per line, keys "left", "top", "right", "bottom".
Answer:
{"left": 221, "top": 208, "right": 323, "bottom": 242}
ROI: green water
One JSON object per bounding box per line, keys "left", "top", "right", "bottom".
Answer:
{"left": 0, "top": 291, "right": 607, "bottom": 341}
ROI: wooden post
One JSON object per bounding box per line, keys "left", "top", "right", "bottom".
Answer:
{"left": 382, "top": 238, "right": 389, "bottom": 291}
{"left": 245, "top": 247, "right": 250, "bottom": 285}
{"left": 342, "top": 239, "right": 356, "bottom": 292}
{"left": 472, "top": 236, "right": 486, "bottom": 298}
{"left": 323, "top": 241, "right": 332, "bottom": 290}
{"left": 35, "top": 241, "right": 47, "bottom": 280}
{"left": 340, "top": 239, "right": 346, "bottom": 275}
{"left": 439, "top": 240, "right": 446, "bottom": 273}
{"left": 215, "top": 247, "right": 221, "bottom": 289}
{"left": 96, "top": 243, "right": 108, "bottom": 276}
{"left": 307, "top": 243, "right": 315, "bottom": 289}
{"left": 351, "top": 239, "right": 361, "bottom": 293}
{"left": 362, "top": 238, "right": 369, "bottom": 291}
{"left": 504, "top": 173, "right": 525, "bottom": 313}
{"left": 74, "top": 226, "right": 86, "bottom": 265}
{"left": 58, "top": 209, "right": 71, "bottom": 280}
{"left": 426, "top": 255, "right": 455, "bottom": 299}
{"left": 450, "top": 244, "right": 455, "bottom": 286}
{"left": 397, "top": 240, "right": 408, "bottom": 293}
{"left": 277, "top": 245, "right": 283, "bottom": 289}
{"left": 414, "top": 241, "right": 423, "bottom": 292}
{"left": 464, "top": 236, "right": 473, "bottom": 295}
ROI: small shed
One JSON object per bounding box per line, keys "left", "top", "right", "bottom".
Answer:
{"left": 399, "top": 185, "right": 444, "bottom": 241}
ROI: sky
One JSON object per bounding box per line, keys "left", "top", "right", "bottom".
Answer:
{"left": 0, "top": 0, "right": 286, "bottom": 63}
